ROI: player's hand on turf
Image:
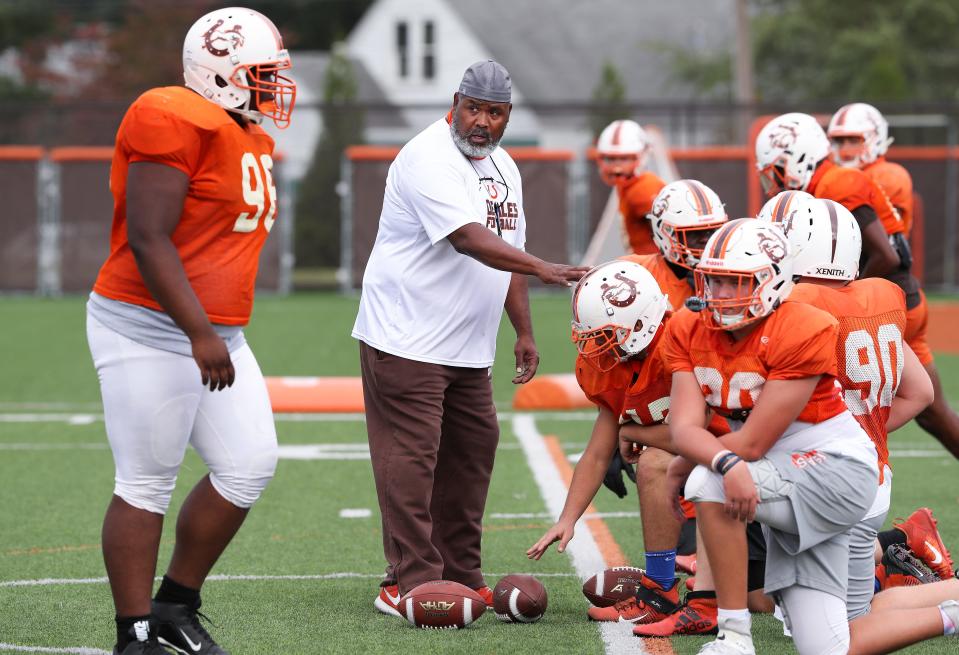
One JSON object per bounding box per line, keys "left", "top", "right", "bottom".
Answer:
{"left": 536, "top": 262, "right": 591, "bottom": 287}
{"left": 512, "top": 335, "right": 540, "bottom": 384}
{"left": 527, "top": 521, "right": 574, "bottom": 559}
{"left": 722, "top": 461, "right": 758, "bottom": 522}
{"left": 191, "top": 331, "right": 235, "bottom": 391}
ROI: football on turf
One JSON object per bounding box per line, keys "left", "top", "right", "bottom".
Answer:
{"left": 582, "top": 566, "right": 645, "bottom": 607}
{"left": 492, "top": 574, "right": 548, "bottom": 623}
{"left": 399, "top": 580, "right": 486, "bottom": 629}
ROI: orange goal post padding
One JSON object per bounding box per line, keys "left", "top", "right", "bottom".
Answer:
{"left": 265, "top": 376, "right": 365, "bottom": 413}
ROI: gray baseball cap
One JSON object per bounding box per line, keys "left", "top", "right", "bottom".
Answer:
{"left": 458, "top": 60, "right": 511, "bottom": 103}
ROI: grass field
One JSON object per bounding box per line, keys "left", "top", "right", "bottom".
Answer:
{"left": 1, "top": 293, "right": 957, "bottom": 654}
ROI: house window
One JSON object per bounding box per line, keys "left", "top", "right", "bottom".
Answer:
{"left": 396, "top": 21, "right": 408, "bottom": 78}
{"left": 423, "top": 20, "right": 435, "bottom": 80}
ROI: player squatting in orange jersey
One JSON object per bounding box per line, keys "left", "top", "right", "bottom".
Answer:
{"left": 94, "top": 86, "right": 278, "bottom": 326}
{"left": 662, "top": 300, "right": 847, "bottom": 425}
{"left": 788, "top": 279, "right": 907, "bottom": 481}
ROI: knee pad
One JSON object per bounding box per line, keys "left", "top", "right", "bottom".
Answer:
{"left": 684, "top": 465, "right": 724, "bottom": 503}
{"left": 209, "top": 445, "right": 278, "bottom": 508}
{"left": 114, "top": 475, "right": 177, "bottom": 515}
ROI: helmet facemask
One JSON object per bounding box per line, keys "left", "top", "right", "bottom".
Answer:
{"left": 232, "top": 60, "right": 296, "bottom": 128}
{"left": 598, "top": 153, "right": 641, "bottom": 187}
{"left": 663, "top": 223, "right": 723, "bottom": 269}
{"left": 572, "top": 320, "right": 646, "bottom": 372}
{"left": 696, "top": 268, "right": 778, "bottom": 331}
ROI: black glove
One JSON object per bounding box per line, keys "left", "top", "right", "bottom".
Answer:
{"left": 602, "top": 449, "right": 637, "bottom": 499}
{"left": 890, "top": 233, "right": 913, "bottom": 271}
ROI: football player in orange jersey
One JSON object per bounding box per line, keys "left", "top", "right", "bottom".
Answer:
{"left": 759, "top": 192, "right": 959, "bottom": 652}
{"left": 756, "top": 113, "right": 959, "bottom": 460}
{"left": 596, "top": 120, "right": 666, "bottom": 255}
{"left": 527, "top": 260, "right": 689, "bottom": 624}
{"left": 85, "top": 8, "right": 295, "bottom": 654}
{"left": 827, "top": 103, "right": 959, "bottom": 462}
{"left": 664, "top": 219, "right": 959, "bottom": 654}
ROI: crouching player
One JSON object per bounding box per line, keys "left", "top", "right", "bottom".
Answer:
{"left": 526, "top": 260, "right": 692, "bottom": 627}
{"left": 663, "top": 218, "right": 959, "bottom": 654}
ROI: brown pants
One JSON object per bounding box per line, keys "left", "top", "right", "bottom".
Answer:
{"left": 359, "top": 341, "right": 499, "bottom": 594}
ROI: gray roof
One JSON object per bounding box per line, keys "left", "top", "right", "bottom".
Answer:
{"left": 291, "top": 51, "right": 406, "bottom": 128}
{"left": 445, "top": 0, "right": 736, "bottom": 103}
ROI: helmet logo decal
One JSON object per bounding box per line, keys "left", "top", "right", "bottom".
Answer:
{"left": 757, "top": 230, "right": 788, "bottom": 264}
{"left": 601, "top": 273, "right": 638, "bottom": 308}
{"left": 768, "top": 123, "right": 798, "bottom": 150}
{"left": 203, "top": 19, "right": 245, "bottom": 57}
{"left": 651, "top": 192, "right": 670, "bottom": 218}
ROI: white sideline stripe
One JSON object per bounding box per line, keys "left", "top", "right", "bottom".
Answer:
{"left": 0, "top": 572, "right": 579, "bottom": 589}
{"left": 490, "top": 511, "right": 641, "bottom": 520}
{"left": 511, "top": 414, "right": 643, "bottom": 654}
{"left": 0, "top": 410, "right": 597, "bottom": 424}
{"left": 339, "top": 508, "right": 372, "bottom": 518}
{"left": 0, "top": 644, "right": 109, "bottom": 655}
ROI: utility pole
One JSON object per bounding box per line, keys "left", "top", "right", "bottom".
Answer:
{"left": 733, "top": 0, "right": 755, "bottom": 143}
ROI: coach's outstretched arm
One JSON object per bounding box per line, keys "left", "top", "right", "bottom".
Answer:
{"left": 447, "top": 222, "right": 589, "bottom": 286}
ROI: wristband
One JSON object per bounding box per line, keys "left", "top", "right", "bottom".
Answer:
{"left": 718, "top": 455, "right": 743, "bottom": 476}
{"left": 711, "top": 449, "right": 733, "bottom": 473}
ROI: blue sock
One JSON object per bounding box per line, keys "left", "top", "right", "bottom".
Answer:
{"left": 645, "top": 549, "right": 676, "bottom": 590}
{"left": 874, "top": 577, "right": 881, "bottom": 593}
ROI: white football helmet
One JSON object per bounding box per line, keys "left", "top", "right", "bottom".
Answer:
{"left": 755, "top": 113, "right": 830, "bottom": 197}
{"left": 648, "top": 179, "right": 728, "bottom": 269}
{"left": 827, "top": 102, "right": 892, "bottom": 168}
{"left": 572, "top": 260, "right": 669, "bottom": 371}
{"left": 183, "top": 7, "right": 296, "bottom": 128}
{"left": 760, "top": 195, "right": 861, "bottom": 281}
{"left": 695, "top": 219, "right": 794, "bottom": 330}
{"left": 596, "top": 120, "right": 649, "bottom": 186}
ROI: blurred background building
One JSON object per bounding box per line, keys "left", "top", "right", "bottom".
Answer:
{"left": 2, "top": 0, "right": 958, "bottom": 294}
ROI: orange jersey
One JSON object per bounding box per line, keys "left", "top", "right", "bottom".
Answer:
{"left": 788, "top": 280, "right": 907, "bottom": 480}
{"left": 618, "top": 172, "right": 666, "bottom": 255}
{"left": 807, "top": 159, "right": 904, "bottom": 236}
{"left": 864, "top": 157, "right": 914, "bottom": 234}
{"left": 661, "top": 302, "right": 847, "bottom": 424}
{"left": 621, "top": 253, "right": 693, "bottom": 311}
{"left": 94, "top": 86, "right": 278, "bottom": 325}
{"left": 575, "top": 353, "right": 645, "bottom": 417}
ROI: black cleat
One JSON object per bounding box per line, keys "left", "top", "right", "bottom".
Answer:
{"left": 152, "top": 600, "right": 230, "bottom": 655}
{"left": 113, "top": 619, "right": 172, "bottom": 654}
{"left": 879, "top": 543, "right": 941, "bottom": 588}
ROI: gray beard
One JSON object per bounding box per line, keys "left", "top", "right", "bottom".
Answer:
{"left": 449, "top": 121, "right": 499, "bottom": 158}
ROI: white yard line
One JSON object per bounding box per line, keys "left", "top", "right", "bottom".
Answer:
{"left": 511, "top": 413, "right": 643, "bottom": 654}
{"left": 0, "top": 644, "right": 110, "bottom": 654}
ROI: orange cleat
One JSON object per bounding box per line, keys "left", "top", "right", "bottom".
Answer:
{"left": 633, "top": 592, "right": 718, "bottom": 637}
{"left": 374, "top": 584, "right": 403, "bottom": 617}
{"left": 473, "top": 585, "right": 494, "bottom": 606}
{"left": 876, "top": 544, "right": 939, "bottom": 590}
{"left": 587, "top": 576, "right": 680, "bottom": 624}
{"left": 893, "top": 508, "right": 955, "bottom": 580}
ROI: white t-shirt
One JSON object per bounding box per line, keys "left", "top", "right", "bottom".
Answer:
{"left": 352, "top": 117, "right": 526, "bottom": 367}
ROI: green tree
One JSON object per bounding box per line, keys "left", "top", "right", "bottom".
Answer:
{"left": 589, "top": 60, "right": 627, "bottom": 138}
{"left": 293, "top": 43, "right": 364, "bottom": 269}
{"left": 752, "top": 0, "right": 959, "bottom": 103}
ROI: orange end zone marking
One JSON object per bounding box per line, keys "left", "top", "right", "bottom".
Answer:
{"left": 543, "top": 434, "right": 678, "bottom": 654}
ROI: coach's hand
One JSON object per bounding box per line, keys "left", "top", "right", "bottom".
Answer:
{"left": 191, "top": 331, "right": 235, "bottom": 391}
{"left": 723, "top": 461, "right": 758, "bottom": 522}
{"left": 512, "top": 334, "right": 540, "bottom": 384}
{"left": 536, "top": 262, "right": 591, "bottom": 287}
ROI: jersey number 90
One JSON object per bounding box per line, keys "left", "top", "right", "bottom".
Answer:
{"left": 843, "top": 325, "right": 903, "bottom": 415}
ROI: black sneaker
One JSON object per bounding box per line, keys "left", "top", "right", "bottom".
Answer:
{"left": 152, "top": 600, "right": 230, "bottom": 655}
{"left": 113, "top": 619, "right": 172, "bottom": 655}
